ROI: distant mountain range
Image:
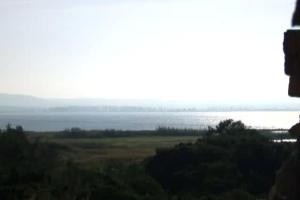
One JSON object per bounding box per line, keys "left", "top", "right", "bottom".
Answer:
{"left": 0, "top": 94, "right": 54, "bottom": 107}
{"left": 0, "top": 93, "right": 300, "bottom": 112}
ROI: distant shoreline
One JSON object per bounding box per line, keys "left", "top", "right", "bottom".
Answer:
{"left": 0, "top": 111, "right": 297, "bottom": 132}
{"left": 1, "top": 106, "right": 300, "bottom": 113}
{"left": 22, "top": 127, "right": 289, "bottom": 135}
{"left": 1, "top": 93, "right": 300, "bottom": 113}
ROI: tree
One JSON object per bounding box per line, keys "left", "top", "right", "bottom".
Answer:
{"left": 215, "top": 119, "right": 246, "bottom": 135}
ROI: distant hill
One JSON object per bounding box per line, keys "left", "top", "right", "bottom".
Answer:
{"left": 0, "top": 94, "right": 55, "bottom": 108}
{"left": 0, "top": 93, "right": 300, "bottom": 112}
{"left": 0, "top": 94, "right": 181, "bottom": 110}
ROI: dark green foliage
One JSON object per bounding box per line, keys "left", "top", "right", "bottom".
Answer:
{"left": 212, "top": 119, "right": 246, "bottom": 135}
{"left": 56, "top": 127, "right": 205, "bottom": 139}
{"left": 38, "top": 162, "right": 166, "bottom": 200}
{"left": 0, "top": 126, "right": 166, "bottom": 199}
{"left": 0, "top": 121, "right": 293, "bottom": 200}
{"left": 145, "top": 119, "right": 293, "bottom": 199}
{"left": 0, "top": 125, "right": 59, "bottom": 199}
{"left": 47, "top": 162, "right": 139, "bottom": 200}
{"left": 156, "top": 127, "right": 205, "bottom": 136}
{"left": 197, "top": 189, "right": 256, "bottom": 200}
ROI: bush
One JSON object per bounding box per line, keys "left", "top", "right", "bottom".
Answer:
{"left": 0, "top": 125, "right": 59, "bottom": 199}
{"left": 0, "top": 126, "right": 167, "bottom": 199}
{"left": 145, "top": 120, "right": 292, "bottom": 199}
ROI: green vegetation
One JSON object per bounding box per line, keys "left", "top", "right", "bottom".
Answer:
{"left": 0, "top": 125, "right": 168, "bottom": 199}
{"left": 0, "top": 120, "right": 294, "bottom": 199}
{"left": 55, "top": 127, "right": 205, "bottom": 138}
{"left": 44, "top": 135, "right": 199, "bottom": 164}
{"left": 146, "top": 120, "right": 293, "bottom": 199}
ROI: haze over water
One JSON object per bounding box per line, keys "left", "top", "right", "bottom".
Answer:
{"left": 0, "top": 111, "right": 298, "bottom": 131}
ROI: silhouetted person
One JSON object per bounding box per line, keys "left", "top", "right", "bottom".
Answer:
{"left": 292, "top": 0, "right": 300, "bottom": 26}
{"left": 269, "top": 2, "right": 300, "bottom": 200}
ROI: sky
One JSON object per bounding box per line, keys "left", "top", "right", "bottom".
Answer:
{"left": 0, "top": 0, "right": 297, "bottom": 104}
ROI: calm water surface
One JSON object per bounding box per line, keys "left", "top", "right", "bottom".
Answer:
{"left": 0, "top": 111, "right": 299, "bottom": 131}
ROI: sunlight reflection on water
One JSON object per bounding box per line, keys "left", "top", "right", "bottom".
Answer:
{"left": 0, "top": 111, "right": 299, "bottom": 131}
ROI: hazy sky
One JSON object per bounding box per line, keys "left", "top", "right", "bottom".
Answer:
{"left": 0, "top": 0, "right": 297, "bottom": 103}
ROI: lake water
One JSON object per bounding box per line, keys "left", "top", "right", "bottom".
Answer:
{"left": 0, "top": 111, "right": 299, "bottom": 131}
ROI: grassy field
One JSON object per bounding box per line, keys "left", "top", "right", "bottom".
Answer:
{"left": 28, "top": 127, "right": 290, "bottom": 167}
{"left": 37, "top": 134, "right": 200, "bottom": 165}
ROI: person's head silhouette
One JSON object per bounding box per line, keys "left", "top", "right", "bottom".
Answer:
{"left": 292, "top": 0, "right": 300, "bottom": 26}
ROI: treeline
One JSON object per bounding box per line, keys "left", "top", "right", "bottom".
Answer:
{"left": 52, "top": 125, "right": 291, "bottom": 140}
{"left": 0, "top": 120, "right": 294, "bottom": 199}
{"left": 55, "top": 127, "right": 206, "bottom": 138}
